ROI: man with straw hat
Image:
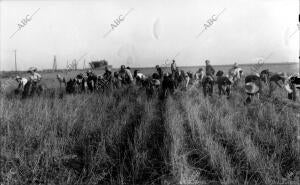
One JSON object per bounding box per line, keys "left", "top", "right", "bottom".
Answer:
{"left": 23, "top": 67, "right": 42, "bottom": 97}
{"left": 28, "top": 67, "right": 41, "bottom": 82}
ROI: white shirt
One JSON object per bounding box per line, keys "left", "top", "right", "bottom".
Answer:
{"left": 137, "top": 73, "right": 147, "bottom": 80}
{"left": 18, "top": 78, "right": 28, "bottom": 88}
{"left": 30, "top": 72, "right": 41, "bottom": 82}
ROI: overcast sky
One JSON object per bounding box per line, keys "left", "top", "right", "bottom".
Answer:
{"left": 0, "top": 0, "right": 298, "bottom": 71}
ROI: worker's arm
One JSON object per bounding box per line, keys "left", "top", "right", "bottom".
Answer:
{"left": 126, "top": 70, "right": 134, "bottom": 82}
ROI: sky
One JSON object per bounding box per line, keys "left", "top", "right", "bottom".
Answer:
{"left": 0, "top": 0, "right": 298, "bottom": 71}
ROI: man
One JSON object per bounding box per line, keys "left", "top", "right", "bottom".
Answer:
{"left": 28, "top": 67, "right": 41, "bottom": 82}
{"left": 203, "top": 60, "right": 215, "bottom": 97}
{"left": 177, "top": 70, "right": 190, "bottom": 90}
{"left": 205, "top": 60, "right": 215, "bottom": 78}
{"left": 86, "top": 70, "right": 97, "bottom": 92}
{"left": 260, "top": 69, "right": 273, "bottom": 84}
{"left": 119, "top": 65, "right": 133, "bottom": 85}
{"left": 133, "top": 69, "right": 147, "bottom": 86}
{"left": 268, "top": 72, "right": 287, "bottom": 96}
{"left": 161, "top": 72, "right": 176, "bottom": 99}
{"left": 103, "top": 67, "right": 113, "bottom": 82}
{"left": 286, "top": 73, "right": 300, "bottom": 101}
{"left": 112, "top": 71, "right": 122, "bottom": 89}
{"left": 15, "top": 75, "right": 28, "bottom": 93}
{"left": 74, "top": 73, "right": 87, "bottom": 93}
{"left": 244, "top": 73, "right": 262, "bottom": 104}
{"left": 23, "top": 67, "right": 42, "bottom": 97}
{"left": 171, "top": 60, "right": 177, "bottom": 75}
{"left": 100, "top": 67, "right": 113, "bottom": 91}
{"left": 194, "top": 68, "right": 205, "bottom": 86}
{"left": 216, "top": 70, "right": 232, "bottom": 97}
{"left": 155, "top": 65, "right": 164, "bottom": 79}
{"left": 228, "top": 62, "right": 243, "bottom": 85}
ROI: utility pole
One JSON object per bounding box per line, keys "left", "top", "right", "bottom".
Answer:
{"left": 83, "top": 59, "right": 86, "bottom": 70}
{"left": 14, "top": 50, "right": 17, "bottom": 72}
{"left": 53, "top": 55, "right": 57, "bottom": 71}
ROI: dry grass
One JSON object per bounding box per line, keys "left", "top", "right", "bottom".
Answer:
{"left": 0, "top": 81, "right": 299, "bottom": 185}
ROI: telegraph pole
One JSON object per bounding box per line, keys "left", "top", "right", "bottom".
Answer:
{"left": 53, "top": 55, "right": 57, "bottom": 71}
{"left": 14, "top": 50, "right": 17, "bottom": 72}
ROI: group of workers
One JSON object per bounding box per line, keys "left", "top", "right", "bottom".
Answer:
{"left": 15, "top": 67, "right": 41, "bottom": 94}
{"left": 13, "top": 59, "right": 300, "bottom": 102}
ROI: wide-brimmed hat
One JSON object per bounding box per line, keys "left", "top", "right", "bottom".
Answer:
{"left": 28, "top": 67, "right": 37, "bottom": 72}
{"left": 245, "top": 82, "right": 259, "bottom": 94}
{"left": 15, "top": 75, "right": 21, "bottom": 80}
{"left": 278, "top": 72, "right": 288, "bottom": 79}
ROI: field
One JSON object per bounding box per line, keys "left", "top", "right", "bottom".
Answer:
{"left": 0, "top": 63, "right": 300, "bottom": 185}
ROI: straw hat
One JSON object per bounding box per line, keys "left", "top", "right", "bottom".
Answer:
{"left": 245, "top": 82, "right": 259, "bottom": 94}
{"left": 28, "top": 67, "right": 37, "bottom": 72}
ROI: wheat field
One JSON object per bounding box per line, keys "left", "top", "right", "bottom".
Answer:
{"left": 0, "top": 78, "right": 299, "bottom": 185}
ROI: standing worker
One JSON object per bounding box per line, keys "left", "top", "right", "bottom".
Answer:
{"left": 205, "top": 60, "right": 215, "bottom": 79}
{"left": 119, "top": 65, "right": 134, "bottom": 85}
{"left": 171, "top": 60, "right": 177, "bottom": 75}
{"left": 203, "top": 60, "right": 215, "bottom": 96}
{"left": 155, "top": 65, "right": 164, "bottom": 80}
